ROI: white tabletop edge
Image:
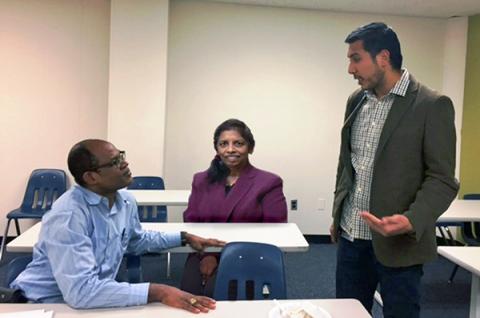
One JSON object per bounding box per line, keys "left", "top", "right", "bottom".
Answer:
{"left": 7, "top": 222, "right": 309, "bottom": 253}
{"left": 438, "top": 246, "right": 480, "bottom": 277}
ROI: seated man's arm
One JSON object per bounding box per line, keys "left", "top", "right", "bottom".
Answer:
{"left": 44, "top": 210, "right": 149, "bottom": 309}
{"left": 125, "top": 201, "right": 181, "bottom": 254}
{"left": 126, "top": 197, "right": 224, "bottom": 254}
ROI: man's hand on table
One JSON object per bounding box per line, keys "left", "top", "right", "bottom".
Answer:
{"left": 185, "top": 232, "right": 226, "bottom": 252}
{"left": 148, "top": 284, "right": 216, "bottom": 313}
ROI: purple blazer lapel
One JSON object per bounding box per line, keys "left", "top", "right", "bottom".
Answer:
{"left": 220, "top": 164, "right": 256, "bottom": 221}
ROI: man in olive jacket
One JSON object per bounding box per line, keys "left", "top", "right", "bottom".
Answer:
{"left": 331, "top": 22, "right": 459, "bottom": 318}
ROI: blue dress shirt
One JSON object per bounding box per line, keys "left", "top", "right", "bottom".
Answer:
{"left": 11, "top": 185, "right": 181, "bottom": 309}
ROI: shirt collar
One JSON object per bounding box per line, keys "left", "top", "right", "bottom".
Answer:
{"left": 365, "top": 68, "right": 410, "bottom": 99}
{"left": 390, "top": 69, "right": 410, "bottom": 97}
{"left": 75, "top": 185, "right": 128, "bottom": 213}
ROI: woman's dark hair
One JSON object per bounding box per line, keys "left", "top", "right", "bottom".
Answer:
{"left": 67, "top": 139, "right": 99, "bottom": 186}
{"left": 207, "top": 119, "right": 255, "bottom": 183}
{"left": 345, "top": 22, "right": 403, "bottom": 71}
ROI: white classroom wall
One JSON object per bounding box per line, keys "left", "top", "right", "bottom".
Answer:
{"left": 0, "top": 0, "right": 111, "bottom": 234}
{"left": 163, "top": 1, "right": 467, "bottom": 234}
{"left": 108, "top": 0, "right": 169, "bottom": 177}
{"left": 0, "top": 0, "right": 467, "bottom": 236}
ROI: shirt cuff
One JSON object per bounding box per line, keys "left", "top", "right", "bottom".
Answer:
{"left": 162, "top": 231, "right": 182, "bottom": 248}
{"left": 128, "top": 282, "right": 150, "bottom": 306}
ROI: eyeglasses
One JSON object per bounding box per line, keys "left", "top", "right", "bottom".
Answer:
{"left": 94, "top": 151, "right": 126, "bottom": 170}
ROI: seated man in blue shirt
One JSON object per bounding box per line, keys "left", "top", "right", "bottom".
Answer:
{"left": 11, "top": 139, "right": 225, "bottom": 313}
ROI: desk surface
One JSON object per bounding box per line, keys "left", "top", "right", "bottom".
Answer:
{"left": 7, "top": 222, "right": 309, "bottom": 253}
{"left": 438, "top": 246, "right": 480, "bottom": 318}
{"left": 0, "top": 299, "right": 371, "bottom": 317}
{"left": 127, "top": 190, "right": 190, "bottom": 206}
{"left": 438, "top": 246, "right": 480, "bottom": 276}
{"left": 437, "top": 199, "right": 480, "bottom": 223}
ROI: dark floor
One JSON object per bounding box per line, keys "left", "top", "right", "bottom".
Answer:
{"left": 0, "top": 243, "right": 470, "bottom": 318}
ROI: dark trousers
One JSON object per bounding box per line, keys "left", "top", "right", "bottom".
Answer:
{"left": 180, "top": 253, "right": 217, "bottom": 297}
{"left": 336, "top": 237, "right": 423, "bottom": 318}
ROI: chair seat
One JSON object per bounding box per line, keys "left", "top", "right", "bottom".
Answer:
{"left": 7, "top": 208, "right": 46, "bottom": 219}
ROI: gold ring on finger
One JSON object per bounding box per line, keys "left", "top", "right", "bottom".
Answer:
{"left": 189, "top": 297, "right": 197, "bottom": 305}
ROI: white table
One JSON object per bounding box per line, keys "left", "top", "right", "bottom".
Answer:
{"left": 127, "top": 190, "right": 190, "bottom": 206}
{"left": 7, "top": 222, "right": 309, "bottom": 253}
{"left": 0, "top": 299, "right": 371, "bottom": 317}
{"left": 436, "top": 199, "right": 480, "bottom": 245}
{"left": 438, "top": 199, "right": 480, "bottom": 223}
{"left": 438, "top": 246, "right": 480, "bottom": 318}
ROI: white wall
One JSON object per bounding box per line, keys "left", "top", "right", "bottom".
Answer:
{"left": 164, "top": 1, "right": 466, "bottom": 233}
{"left": 442, "top": 17, "right": 468, "bottom": 180}
{"left": 0, "top": 0, "right": 467, "bottom": 237}
{"left": 0, "top": 0, "right": 110, "bottom": 234}
{"left": 108, "top": 0, "right": 169, "bottom": 176}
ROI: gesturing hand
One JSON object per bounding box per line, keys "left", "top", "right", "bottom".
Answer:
{"left": 148, "top": 284, "right": 216, "bottom": 313}
{"left": 186, "top": 233, "right": 226, "bottom": 252}
{"left": 360, "top": 211, "right": 413, "bottom": 237}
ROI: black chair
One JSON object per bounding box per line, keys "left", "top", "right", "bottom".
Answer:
{"left": 0, "top": 169, "right": 67, "bottom": 262}
{"left": 0, "top": 255, "right": 31, "bottom": 303}
{"left": 5, "top": 256, "right": 32, "bottom": 287}
{"left": 448, "top": 193, "right": 480, "bottom": 282}
{"left": 126, "top": 176, "right": 169, "bottom": 282}
{"left": 214, "top": 242, "right": 287, "bottom": 300}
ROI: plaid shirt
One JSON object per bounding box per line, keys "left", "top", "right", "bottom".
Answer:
{"left": 340, "top": 70, "right": 410, "bottom": 241}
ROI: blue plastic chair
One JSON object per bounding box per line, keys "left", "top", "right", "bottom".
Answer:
{"left": 448, "top": 193, "right": 480, "bottom": 282}
{"left": 128, "top": 176, "right": 167, "bottom": 222}
{"left": 213, "top": 242, "right": 287, "bottom": 300}
{"left": 5, "top": 256, "right": 32, "bottom": 287}
{"left": 126, "top": 176, "right": 169, "bottom": 282}
{"left": 0, "top": 169, "right": 67, "bottom": 261}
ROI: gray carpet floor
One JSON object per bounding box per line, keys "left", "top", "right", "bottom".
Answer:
{"left": 0, "top": 243, "right": 470, "bottom": 317}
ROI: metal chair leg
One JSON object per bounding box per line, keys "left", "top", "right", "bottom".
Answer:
{"left": 14, "top": 219, "right": 21, "bottom": 236}
{"left": 448, "top": 264, "right": 459, "bottom": 283}
{"left": 437, "top": 226, "right": 448, "bottom": 245}
{"left": 0, "top": 219, "right": 12, "bottom": 262}
{"left": 444, "top": 227, "right": 456, "bottom": 245}
{"left": 166, "top": 252, "right": 171, "bottom": 278}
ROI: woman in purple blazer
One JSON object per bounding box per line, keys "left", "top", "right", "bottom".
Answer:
{"left": 181, "top": 119, "right": 288, "bottom": 297}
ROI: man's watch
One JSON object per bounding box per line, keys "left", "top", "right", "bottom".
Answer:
{"left": 181, "top": 231, "right": 188, "bottom": 246}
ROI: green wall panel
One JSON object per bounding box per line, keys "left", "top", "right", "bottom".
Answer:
{"left": 459, "top": 14, "right": 480, "bottom": 197}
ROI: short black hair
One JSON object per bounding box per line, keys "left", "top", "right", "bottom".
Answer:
{"left": 345, "top": 22, "right": 403, "bottom": 70}
{"left": 67, "top": 139, "right": 100, "bottom": 187}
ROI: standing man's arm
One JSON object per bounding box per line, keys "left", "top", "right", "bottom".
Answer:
{"left": 331, "top": 90, "right": 364, "bottom": 242}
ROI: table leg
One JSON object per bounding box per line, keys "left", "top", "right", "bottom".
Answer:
{"left": 470, "top": 274, "right": 480, "bottom": 318}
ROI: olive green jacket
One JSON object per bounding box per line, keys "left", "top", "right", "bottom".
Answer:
{"left": 332, "top": 75, "right": 459, "bottom": 267}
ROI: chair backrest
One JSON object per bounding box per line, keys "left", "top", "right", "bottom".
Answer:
{"left": 214, "top": 242, "right": 286, "bottom": 301}
{"left": 5, "top": 256, "right": 32, "bottom": 286}
{"left": 464, "top": 194, "right": 480, "bottom": 200}
{"left": 127, "top": 176, "right": 167, "bottom": 222}
{"left": 20, "top": 169, "right": 67, "bottom": 215}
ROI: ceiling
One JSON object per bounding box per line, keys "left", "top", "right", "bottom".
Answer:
{"left": 207, "top": 0, "right": 480, "bottom": 18}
